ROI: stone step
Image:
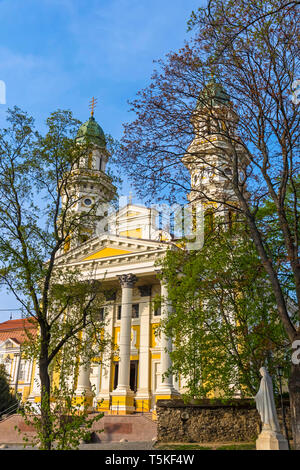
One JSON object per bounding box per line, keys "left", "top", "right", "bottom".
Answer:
{"left": 0, "top": 414, "right": 36, "bottom": 444}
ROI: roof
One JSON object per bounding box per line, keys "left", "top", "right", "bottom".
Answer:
{"left": 0, "top": 318, "right": 37, "bottom": 345}
{"left": 197, "top": 79, "right": 231, "bottom": 108}
{"left": 0, "top": 318, "right": 36, "bottom": 331}
{"left": 76, "top": 116, "right": 106, "bottom": 147}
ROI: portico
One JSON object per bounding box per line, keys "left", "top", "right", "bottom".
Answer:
{"left": 55, "top": 226, "right": 181, "bottom": 415}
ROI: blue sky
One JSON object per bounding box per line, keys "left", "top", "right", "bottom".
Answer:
{"left": 0, "top": 0, "right": 202, "bottom": 135}
{"left": 0, "top": 0, "right": 203, "bottom": 321}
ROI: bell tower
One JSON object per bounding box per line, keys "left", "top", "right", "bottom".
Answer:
{"left": 62, "top": 100, "right": 116, "bottom": 248}
{"left": 182, "top": 80, "right": 247, "bottom": 219}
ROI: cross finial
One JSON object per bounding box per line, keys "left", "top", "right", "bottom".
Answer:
{"left": 89, "top": 97, "right": 98, "bottom": 117}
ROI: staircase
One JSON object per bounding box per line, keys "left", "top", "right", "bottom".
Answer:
{"left": 0, "top": 402, "right": 20, "bottom": 422}
{"left": 0, "top": 412, "right": 157, "bottom": 444}
{"left": 90, "top": 413, "right": 157, "bottom": 442}
{"left": 0, "top": 413, "right": 36, "bottom": 444}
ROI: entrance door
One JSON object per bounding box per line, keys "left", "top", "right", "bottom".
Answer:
{"left": 113, "top": 362, "right": 119, "bottom": 390}
{"left": 130, "top": 360, "right": 138, "bottom": 392}
{"left": 113, "top": 360, "right": 138, "bottom": 391}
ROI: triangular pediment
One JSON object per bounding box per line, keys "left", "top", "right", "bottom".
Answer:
{"left": 83, "top": 247, "right": 132, "bottom": 261}
{"left": 57, "top": 233, "right": 172, "bottom": 266}
{"left": 0, "top": 338, "right": 20, "bottom": 350}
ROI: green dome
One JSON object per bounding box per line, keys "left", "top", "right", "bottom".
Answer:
{"left": 76, "top": 116, "right": 106, "bottom": 147}
{"left": 198, "top": 80, "right": 231, "bottom": 108}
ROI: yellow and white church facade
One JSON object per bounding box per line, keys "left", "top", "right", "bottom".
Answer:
{"left": 0, "top": 82, "right": 243, "bottom": 414}
{"left": 53, "top": 208, "right": 181, "bottom": 415}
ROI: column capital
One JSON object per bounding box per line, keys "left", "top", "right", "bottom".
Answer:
{"left": 117, "top": 273, "right": 137, "bottom": 288}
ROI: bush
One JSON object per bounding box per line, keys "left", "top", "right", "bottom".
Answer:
{"left": 0, "top": 364, "right": 19, "bottom": 416}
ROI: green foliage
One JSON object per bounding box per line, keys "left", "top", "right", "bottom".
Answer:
{"left": 0, "top": 364, "right": 19, "bottom": 415}
{"left": 0, "top": 107, "right": 113, "bottom": 449}
{"left": 17, "top": 385, "right": 104, "bottom": 450}
{"left": 255, "top": 176, "right": 300, "bottom": 306}
{"left": 159, "top": 222, "right": 289, "bottom": 399}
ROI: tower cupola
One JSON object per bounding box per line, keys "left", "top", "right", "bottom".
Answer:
{"left": 182, "top": 80, "right": 247, "bottom": 208}
{"left": 61, "top": 104, "right": 116, "bottom": 249}
{"left": 76, "top": 116, "right": 106, "bottom": 148}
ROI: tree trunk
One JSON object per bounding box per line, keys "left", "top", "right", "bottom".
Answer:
{"left": 39, "top": 356, "right": 52, "bottom": 450}
{"left": 289, "top": 361, "right": 300, "bottom": 450}
{"left": 39, "top": 325, "right": 52, "bottom": 450}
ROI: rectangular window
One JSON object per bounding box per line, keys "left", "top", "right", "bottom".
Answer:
{"left": 113, "top": 362, "right": 119, "bottom": 390}
{"left": 118, "top": 304, "right": 139, "bottom": 319}
{"left": 97, "top": 307, "right": 105, "bottom": 322}
{"left": 132, "top": 304, "right": 139, "bottom": 319}
{"left": 154, "top": 307, "right": 161, "bottom": 316}
{"left": 18, "top": 361, "right": 25, "bottom": 381}
{"left": 117, "top": 305, "right": 122, "bottom": 320}
{"left": 130, "top": 360, "right": 138, "bottom": 392}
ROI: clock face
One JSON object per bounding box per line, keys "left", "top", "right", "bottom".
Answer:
{"left": 84, "top": 198, "right": 92, "bottom": 206}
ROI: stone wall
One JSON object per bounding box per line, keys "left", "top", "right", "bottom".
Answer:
{"left": 156, "top": 399, "right": 291, "bottom": 443}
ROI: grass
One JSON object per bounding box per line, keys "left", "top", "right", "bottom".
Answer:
{"left": 156, "top": 442, "right": 256, "bottom": 451}
{"left": 217, "top": 443, "right": 256, "bottom": 450}
{"left": 158, "top": 444, "right": 213, "bottom": 450}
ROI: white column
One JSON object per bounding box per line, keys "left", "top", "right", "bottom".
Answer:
{"left": 75, "top": 363, "right": 92, "bottom": 395}
{"left": 110, "top": 273, "right": 137, "bottom": 414}
{"left": 155, "top": 281, "right": 179, "bottom": 397}
{"left": 14, "top": 352, "right": 21, "bottom": 396}
{"left": 75, "top": 332, "right": 93, "bottom": 407}
{"left": 97, "top": 303, "right": 114, "bottom": 409}
{"left": 115, "top": 274, "right": 137, "bottom": 391}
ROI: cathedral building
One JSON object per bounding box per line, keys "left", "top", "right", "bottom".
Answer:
{"left": 0, "top": 82, "right": 245, "bottom": 415}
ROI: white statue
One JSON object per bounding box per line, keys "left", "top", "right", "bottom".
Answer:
{"left": 255, "top": 367, "right": 280, "bottom": 432}
{"left": 255, "top": 367, "right": 288, "bottom": 450}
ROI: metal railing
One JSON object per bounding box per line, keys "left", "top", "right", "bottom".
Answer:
{"left": 0, "top": 401, "right": 20, "bottom": 422}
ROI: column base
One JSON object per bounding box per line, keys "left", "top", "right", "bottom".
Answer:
{"left": 74, "top": 387, "right": 94, "bottom": 411}
{"left": 135, "top": 392, "right": 151, "bottom": 413}
{"left": 154, "top": 386, "right": 181, "bottom": 402}
{"left": 96, "top": 394, "right": 111, "bottom": 412}
{"left": 152, "top": 388, "right": 181, "bottom": 420}
{"left": 256, "top": 430, "right": 289, "bottom": 450}
{"left": 110, "top": 388, "right": 135, "bottom": 415}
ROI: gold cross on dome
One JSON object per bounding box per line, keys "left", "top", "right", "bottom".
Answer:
{"left": 89, "top": 97, "right": 98, "bottom": 117}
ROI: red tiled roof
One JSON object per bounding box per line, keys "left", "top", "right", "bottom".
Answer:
{"left": 0, "top": 318, "right": 37, "bottom": 331}
{"left": 0, "top": 318, "right": 37, "bottom": 344}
